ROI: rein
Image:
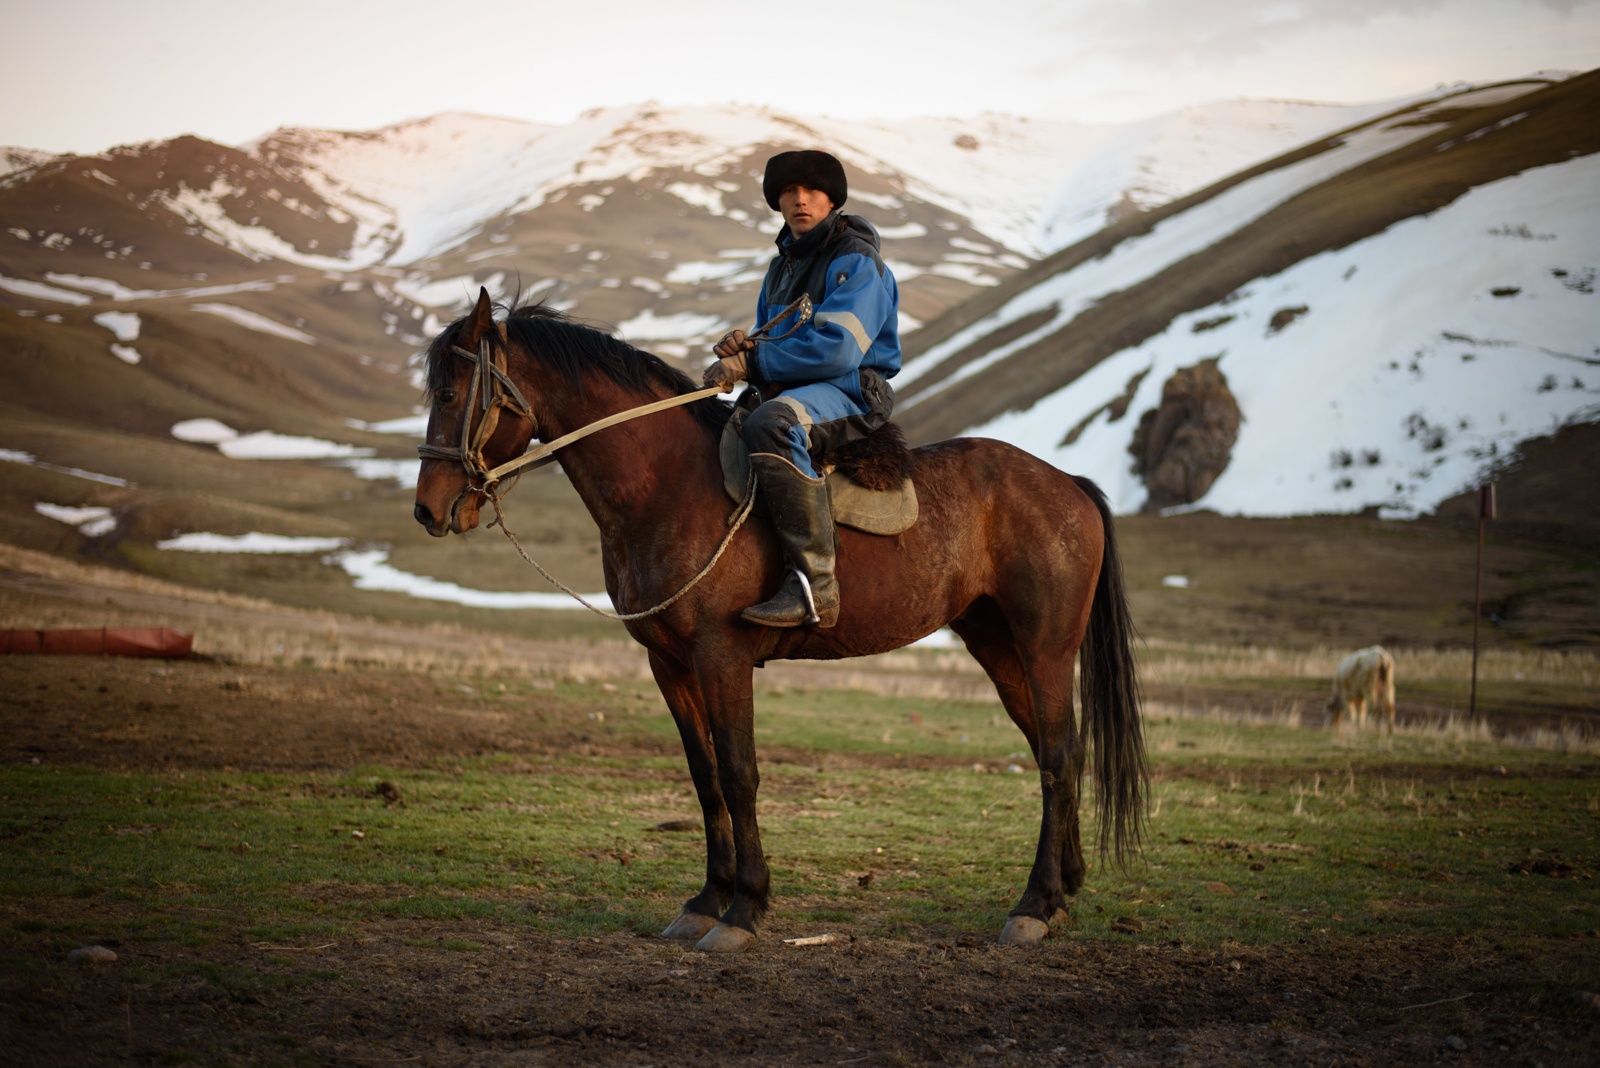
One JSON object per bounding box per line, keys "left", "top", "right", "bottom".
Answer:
{"left": 416, "top": 296, "right": 812, "bottom": 621}
{"left": 483, "top": 467, "right": 757, "bottom": 622}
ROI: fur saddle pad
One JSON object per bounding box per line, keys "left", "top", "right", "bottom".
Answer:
{"left": 719, "top": 412, "right": 918, "bottom": 536}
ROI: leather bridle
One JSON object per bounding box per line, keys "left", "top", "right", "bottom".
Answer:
{"left": 415, "top": 328, "right": 535, "bottom": 487}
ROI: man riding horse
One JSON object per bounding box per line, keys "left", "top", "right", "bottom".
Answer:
{"left": 703, "top": 150, "right": 902, "bottom": 629}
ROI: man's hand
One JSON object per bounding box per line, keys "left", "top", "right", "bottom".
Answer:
{"left": 703, "top": 332, "right": 752, "bottom": 390}
{"left": 702, "top": 350, "right": 748, "bottom": 391}
{"left": 713, "top": 329, "right": 754, "bottom": 360}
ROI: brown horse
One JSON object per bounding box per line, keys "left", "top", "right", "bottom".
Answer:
{"left": 413, "top": 290, "right": 1146, "bottom": 951}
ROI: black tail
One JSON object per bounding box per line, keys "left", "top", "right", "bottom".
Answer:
{"left": 1072, "top": 476, "right": 1147, "bottom": 865}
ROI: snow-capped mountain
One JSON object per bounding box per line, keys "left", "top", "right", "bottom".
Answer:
{"left": 0, "top": 96, "right": 1404, "bottom": 359}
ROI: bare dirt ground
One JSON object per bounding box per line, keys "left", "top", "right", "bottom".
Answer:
{"left": 3, "top": 651, "right": 1599, "bottom": 1067}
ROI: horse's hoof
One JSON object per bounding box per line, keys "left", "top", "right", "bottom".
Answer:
{"left": 998, "top": 915, "right": 1051, "bottom": 945}
{"left": 660, "top": 910, "right": 719, "bottom": 942}
{"left": 693, "top": 922, "right": 756, "bottom": 953}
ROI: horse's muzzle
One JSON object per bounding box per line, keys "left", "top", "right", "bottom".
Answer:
{"left": 413, "top": 502, "right": 449, "bottom": 537}
{"left": 414, "top": 493, "right": 482, "bottom": 537}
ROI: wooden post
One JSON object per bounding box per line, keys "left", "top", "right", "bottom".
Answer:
{"left": 1470, "top": 484, "right": 1496, "bottom": 716}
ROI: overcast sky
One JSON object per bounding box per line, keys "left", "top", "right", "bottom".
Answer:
{"left": 3, "top": 0, "right": 1596, "bottom": 154}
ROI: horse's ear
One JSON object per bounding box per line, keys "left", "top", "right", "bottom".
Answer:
{"left": 464, "top": 287, "right": 495, "bottom": 348}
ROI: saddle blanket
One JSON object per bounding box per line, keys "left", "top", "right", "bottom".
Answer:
{"left": 719, "top": 414, "right": 918, "bottom": 536}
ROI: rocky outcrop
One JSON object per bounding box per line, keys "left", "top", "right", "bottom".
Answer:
{"left": 1129, "top": 358, "right": 1241, "bottom": 512}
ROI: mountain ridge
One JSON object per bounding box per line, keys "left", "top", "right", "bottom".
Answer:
{"left": 1, "top": 74, "right": 1594, "bottom": 535}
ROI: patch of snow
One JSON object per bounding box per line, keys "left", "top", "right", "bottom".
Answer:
{"left": 109, "top": 344, "right": 141, "bottom": 365}
{"left": 157, "top": 532, "right": 351, "bottom": 554}
{"left": 171, "top": 418, "right": 239, "bottom": 443}
{"left": 950, "top": 237, "right": 995, "bottom": 254}
{"left": 392, "top": 273, "right": 504, "bottom": 308}
{"left": 666, "top": 260, "right": 746, "bottom": 286}
{"left": 346, "top": 414, "right": 428, "bottom": 435}
{"left": 218, "top": 432, "right": 375, "bottom": 460}
{"left": 191, "top": 303, "right": 316, "bottom": 344}
{"left": 330, "top": 548, "right": 613, "bottom": 610}
{"left": 333, "top": 457, "right": 421, "bottom": 487}
{"left": 35, "top": 503, "right": 117, "bottom": 537}
{"left": 0, "top": 274, "right": 92, "bottom": 304}
{"left": 928, "top": 262, "right": 1001, "bottom": 287}
{"left": 666, "top": 182, "right": 728, "bottom": 216}
{"left": 1161, "top": 575, "right": 1191, "bottom": 589}
{"left": 616, "top": 309, "right": 726, "bottom": 343}
{"left": 92, "top": 311, "right": 140, "bottom": 341}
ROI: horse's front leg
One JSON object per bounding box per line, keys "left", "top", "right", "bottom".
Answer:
{"left": 648, "top": 651, "right": 735, "bottom": 943}
{"left": 691, "top": 654, "right": 768, "bottom": 953}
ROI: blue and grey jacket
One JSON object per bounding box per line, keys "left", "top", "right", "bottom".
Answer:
{"left": 750, "top": 211, "right": 901, "bottom": 410}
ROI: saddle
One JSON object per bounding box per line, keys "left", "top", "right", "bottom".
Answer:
{"left": 719, "top": 410, "right": 918, "bottom": 535}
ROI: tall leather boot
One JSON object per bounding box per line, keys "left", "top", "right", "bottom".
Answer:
{"left": 740, "top": 453, "right": 840, "bottom": 629}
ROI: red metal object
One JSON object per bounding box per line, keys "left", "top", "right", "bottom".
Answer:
{"left": 0, "top": 627, "right": 193, "bottom": 658}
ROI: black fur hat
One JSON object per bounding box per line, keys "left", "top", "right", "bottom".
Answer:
{"left": 762, "top": 150, "right": 847, "bottom": 211}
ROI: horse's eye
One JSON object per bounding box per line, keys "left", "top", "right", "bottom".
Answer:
{"left": 437, "top": 389, "right": 457, "bottom": 406}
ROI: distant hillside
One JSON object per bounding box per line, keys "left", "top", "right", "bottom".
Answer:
{"left": 896, "top": 72, "right": 1600, "bottom": 519}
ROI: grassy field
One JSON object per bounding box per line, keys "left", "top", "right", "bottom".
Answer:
{"left": 3, "top": 656, "right": 1598, "bottom": 1064}
{"left": 5, "top": 679, "right": 1595, "bottom": 951}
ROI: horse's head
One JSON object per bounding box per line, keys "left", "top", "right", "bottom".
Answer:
{"left": 413, "top": 288, "right": 536, "bottom": 537}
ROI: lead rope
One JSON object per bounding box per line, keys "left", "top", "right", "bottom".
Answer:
{"left": 479, "top": 466, "right": 758, "bottom": 622}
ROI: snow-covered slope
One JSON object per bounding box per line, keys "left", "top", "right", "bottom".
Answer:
{"left": 976, "top": 153, "right": 1600, "bottom": 518}
{"left": 892, "top": 72, "right": 1599, "bottom": 519}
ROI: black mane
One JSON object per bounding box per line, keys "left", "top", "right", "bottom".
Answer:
{"left": 423, "top": 302, "right": 731, "bottom": 433}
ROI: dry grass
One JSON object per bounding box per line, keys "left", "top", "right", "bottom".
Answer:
{"left": 1147, "top": 693, "right": 1600, "bottom": 756}
{"left": 1138, "top": 637, "right": 1600, "bottom": 688}
{"left": 0, "top": 542, "right": 286, "bottom": 612}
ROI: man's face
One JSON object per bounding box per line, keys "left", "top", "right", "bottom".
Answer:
{"left": 778, "top": 184, "right": 834, "bottom": 236}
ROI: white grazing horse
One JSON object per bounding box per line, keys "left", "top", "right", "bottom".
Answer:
{"left": 1327, "top": 646, "right": 1396, "bottom": 733}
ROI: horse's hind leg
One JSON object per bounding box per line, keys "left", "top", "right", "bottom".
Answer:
{"left": 955, "top": 609, "right": 1084, "bottom": 945}
{"left": 648, "top": 651, "right": 734, "bottom": 941}
{"left": 690, "top": 656, "right": 769, "bottom": 952}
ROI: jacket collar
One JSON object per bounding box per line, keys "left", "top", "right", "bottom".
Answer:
{"left": 776, "top": 210, "right": 842, "bottom": 257}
